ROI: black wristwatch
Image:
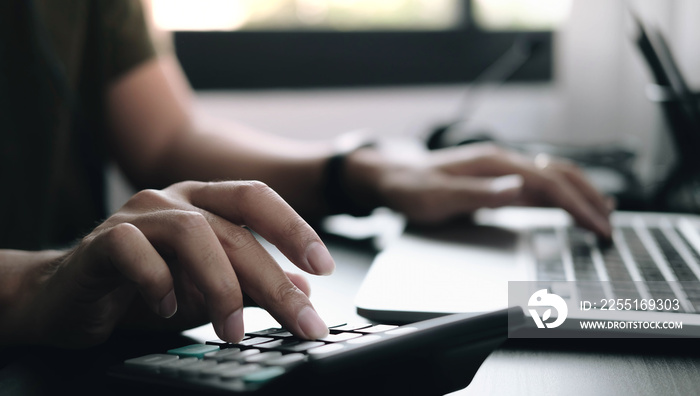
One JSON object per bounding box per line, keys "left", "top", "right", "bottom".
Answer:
{"left": 322, "top": 131, "right": 376, "bottom": 217}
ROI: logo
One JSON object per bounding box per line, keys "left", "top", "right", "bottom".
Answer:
{"left": 528, "top": 289, "right": 568, "bottom": 329}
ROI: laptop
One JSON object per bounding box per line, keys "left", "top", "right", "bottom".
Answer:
{"left": 354, "top": 14, "right": 700, "bottom": 336}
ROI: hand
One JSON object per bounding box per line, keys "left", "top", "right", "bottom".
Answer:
{"left": 346, "top": 143, "right": 613, "bottom": 237}
{"left": 22, "top": 181, "right": 333, "bottom": 348}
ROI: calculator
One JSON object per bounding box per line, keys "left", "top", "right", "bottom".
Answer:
{"left": 109, "top": 307, "right": 522, "bottom": 395}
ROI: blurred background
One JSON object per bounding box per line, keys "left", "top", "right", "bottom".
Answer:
{"left": 110, "top": 0, "right": 700, "bottom": 213}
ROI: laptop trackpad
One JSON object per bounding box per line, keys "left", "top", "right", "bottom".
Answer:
{"left": 355, "top": 223, "right": 528, "bottom": 318}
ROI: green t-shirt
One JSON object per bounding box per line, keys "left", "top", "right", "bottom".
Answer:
{"left": 0, "top": 0, "right": 156, "bottom": 249}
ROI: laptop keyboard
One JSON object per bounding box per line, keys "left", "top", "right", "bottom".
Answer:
{"left": 532, "top": 218, "right": 700, "bottom": 313}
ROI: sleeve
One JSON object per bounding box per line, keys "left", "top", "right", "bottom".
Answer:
{"left": 98, "top": 0, "right": 158, "bottom": 81}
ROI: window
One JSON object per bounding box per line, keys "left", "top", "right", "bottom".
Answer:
{"left": 151, "top": 0, "right": 461, "bottom": 31}
{"left": 148, "top": 0, "right": 561, "bottom": 89}
{"left": 472, "top": 0, "right": 572, "bottom": 31}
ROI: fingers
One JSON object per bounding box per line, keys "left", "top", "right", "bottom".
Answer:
{"left": 434, "top": 145, "right": 612, "bottom": 236}
{"left": 234, "top": 250, "right": 328, "bottom": 340}
{"left": 557, "top": 162, "right": 613, "bottom": 216}
{"left": 132, "top": 209, "right": 246, "bottom": 343}
{"left": 534, "top": 171, "right": 612, "bottom": 236}
{"left": 53, "top": 181, "right": 329, "bottom": 347}
{"left": 86, "top": 223, "right": 177, "bottom": 318}
{"left": 529, "top": 157, "right": 612, "bottom": 237}
{"left": 181, "top": 181, "right": 335, "bottom": 276}
{"left": 200, "top": 211, "right": 328, "bottom": 339}
{"left": 133, "top": 182, "right": 329, "bottom": 340}
{"left": 285, "top": 272, "right": 311, "bottom": 297}
{"left": 484, "top": 153, "right": 612, "bottom": 237}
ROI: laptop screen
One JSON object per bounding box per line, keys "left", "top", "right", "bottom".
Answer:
{"left": 633, "top": 13, "right": 700, "bottom": 164}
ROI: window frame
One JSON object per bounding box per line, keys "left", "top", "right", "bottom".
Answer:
{"left": 172, "top": 0, "right": 553, "bottom": 89}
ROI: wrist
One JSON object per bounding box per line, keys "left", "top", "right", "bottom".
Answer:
{"left": 322, "top": 131, "right": 380, "bottom": 216}
{"left": 342, "top": 147, "right": 386, "bottom": 214}
{"left": 0, "top": 250, "right": 65, "bottom": 345}
{"left": 342, "top": 136, "right": 430, "bottom": 216}
{"left": 323, "top": 133, "right": 429, "bottom": 217}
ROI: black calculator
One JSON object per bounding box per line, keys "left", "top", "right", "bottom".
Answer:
{"left": 109, "top": 308, "right": 522, "bottom": 395}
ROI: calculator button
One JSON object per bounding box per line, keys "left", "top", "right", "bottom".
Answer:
{"left": 124, "top": 354, "right": 179, "bottom": 370}
{"left": 167, "top": 344, "right": 220, "bottom": 359}
{"left": 204, "top": 348, "right": 242, "bottom": 361}
{"left": 222, "top": 349, "right": 261, "bottom": 362}
{"left": 205, "top": 339, "right": 230, "bottom": 347}
{"left": 179, "top": 360, "right": 217, "bottom": 378}
{"left": 269, "top": 331, "right": 294, "bottom": 338}
{"left": 247, "top": 328, "right": 285, "bottom": 336}
{"left": 331, "top": 323, "right": 372, "bottom": 332}
{"left": 346, "top": 335, "right": 382, "bottom": 345}
{"left": 264, "top": 353, "right": 306, "bottom": 368}
{"left": 242, "top": 366, "right": 285, "bottom": 384}
{"left": 354, "top": 324, "right": 397, "bottom": 334}
{"left": 159, "top": 357, "right": 199, "bottom": 376}
{"left": 244, "top": 351, "right": 283, "bottom": 364}
{"left": 206, "top": 336, "right": 250, "bottom": 348}
{"left": 317, "top": 332, "right": 362, "bottom": 343}
{"left": 238, "top": 337, "right": 274, "bottom": 347}
{"left": 246, "top": 328, "right": 294, "bottom": 338}
{"left": 200, "top": 362, "right": 241, "bottom": 378}
{"left": 277, "top": 341, "right": 325, "bottom": 353}
{"left": 306, "top": 343, "right": 345, "bottom": 357}
{"left": 256, "top": 338, "right": 300, "bottom": 350}
{"left": 219, "top": 364, "right": 262, "bottom": 380}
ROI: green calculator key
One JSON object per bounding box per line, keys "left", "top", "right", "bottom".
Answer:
{"left": 167, "top": 344, "right": 220, "bottom": 359}
{"left": 242, "top": 366, "right": 285, "bottom": 384}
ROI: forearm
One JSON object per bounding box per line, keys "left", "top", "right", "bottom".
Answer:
{"left": 0, "top": 249, "right": 64, "bottom": 345}
{"left": 106, "top": 55, "right": 382, "bottom": 220}
{"left": 144, "top": 121, "right": 336, "bottom": 219}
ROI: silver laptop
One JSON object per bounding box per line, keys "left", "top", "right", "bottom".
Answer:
{"left": 355, "top": 207, "right": 700, "bottom": 335}
{"left": 355, "top": 14, "right": 700, "bottom": 337}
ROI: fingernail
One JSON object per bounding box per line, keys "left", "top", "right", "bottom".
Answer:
{"left": 297, "top": 306, "right": 329, "bottom": 339}
{"left": 491, "top": 174, "right": 524, "bottom": 193}
{"left": 158, "top": 289, "right": 178, "bottom": 318}
{"left": 306, "top": 242, "right": 335, "bottom": 275}
{"left": 223, "top": 308, "right": 245, "bottom": 342}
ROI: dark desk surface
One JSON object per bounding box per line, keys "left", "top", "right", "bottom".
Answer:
{"left": 463, "top": 338, "right": 700, "bottom": 395}
{"left": 271, "top": 231, "right": 700, "bottom": 396}
{"left": 3, "top": 232, "right": 700, "bottom": 396}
